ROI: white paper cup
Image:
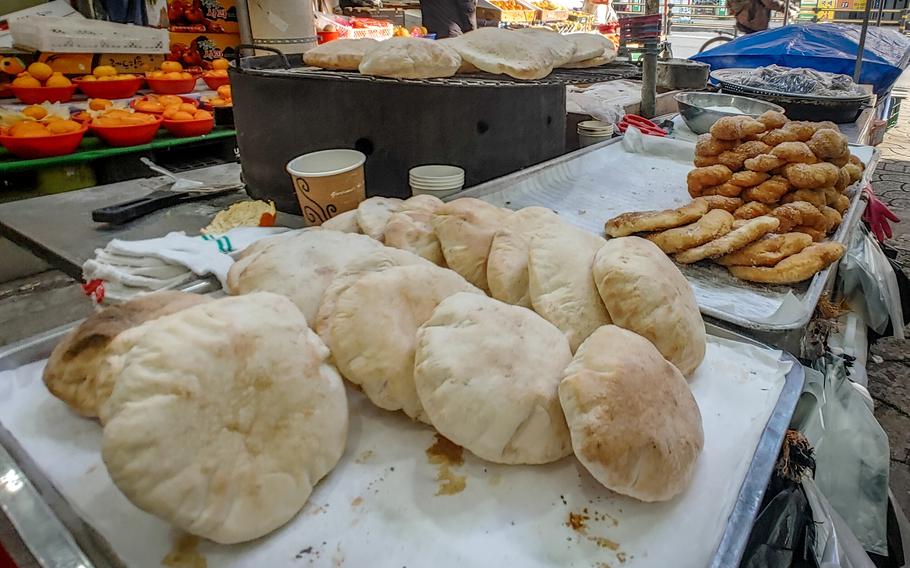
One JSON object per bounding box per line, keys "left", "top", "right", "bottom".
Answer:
{"left": 411, "top": 184, "right": 464, "bottom": 198}
{"left": 286, "top": 149, "right": 366, "bottom": 226}
{"left": 410, "top": 164, "right": 465, "bottom": 179}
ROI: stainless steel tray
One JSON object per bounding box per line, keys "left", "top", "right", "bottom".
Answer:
{"left": 0, "top": 320, "right": 804, "bottom": 568}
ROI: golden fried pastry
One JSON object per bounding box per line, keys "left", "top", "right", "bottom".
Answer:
{"left": 732, "top": 219, "right": 750, "bottom": 230}
{"left": 742, "top": 175, "right": 790, "bottom": 204}
{"left": 830, "top": 151, "right": 851, "bottom": 168}
{"left": 781, "top": 162, "right": 840, "bottom": 189}
{"left": 781, "top": 188, "right": 827, "bottom": 208}
{"left": 605, "top": 200, "right": 709, "bottom": 238}
{"left": 730, "top": 170, "right": 770, "bottom": 187}
{"left": 843, "top": 162, "right": 863, "bottom": 183}
{"left": 771, "top": 201, "right": 827, "bottom": 232}
{"left": 849, "top": 154, "right": 865, "bottom": 168}
{"left": 674, "top": 216, "right": 780, "bottom": 264}
{"left": 697, "top": 182, "right": 743, "bottom": 198}
{"left": 761, "top": 128, "right": 800, "bottom": 146}
{"left": 792, "top": 225, "right": 826, "bottom": 241}
{"left": 687, "top": 164, "right": 733, "bottom": 193}
{"left": 694, "top": 155, "right": 721, "bottom": 167}
{"left": 716, "top": 233, "right": 813, "bottom": 267}
{"left": 820, "top": 205, "right": 843, "bottom": 233}
{"left": 716, "top": 150, "right": 746, "bottom": 171}
{"left": 770, "top": 141, "right": 818, "bottom": 165}
{"left": 697, "top": 195, "right": 744, "bottom": 212}
{"left": 744, "top": 154, "right": 786, "bottom": 172}
{"left": 734, "top": 201, "right": 772, "bottom": 220}
{"left": 710, "top": 115, "right": 767, "bottom": 141}
{"left": 824, "top": 189, "right": 850, "bottom": 215}
{"left": 807, "top": 128, "right": 849, "bottom": 160}
{"left": 695, "top": 134, "right": 737, "bottom": 157}
{"left": 835, "top": 167, "right": 851, "bottom": 192}
{"left": 781, "top": 121, "right": 817, "bottom": 142}
{"left": 757, "top": 110, "right": 788, "bottom": 130}
{"left": 646, "top": 209, "right": 734, "bottom": 254}
{"left": 728, "top": 242, "right": 845, "bottom": 284}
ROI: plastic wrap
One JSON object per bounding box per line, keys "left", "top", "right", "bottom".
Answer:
{"left": 803, "top": 477, "right": 878, "bottom": 568}
{"left": 734, "top": 65, "right": 867, "bottom": 98}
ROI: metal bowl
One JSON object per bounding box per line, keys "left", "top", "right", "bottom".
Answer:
{"left": 674, "top": 92, "right": 785, "bottom": 135}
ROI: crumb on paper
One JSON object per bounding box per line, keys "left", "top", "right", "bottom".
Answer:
{"left": 355, "top": 450, "right": 374, "bottom": 464}
{"left": 435, "top": 464, "right": 466, "bottom": 496}
{"left": 566, "top": 511, "right": 589, "bottom": 534}
{"left": 162, "top": 533, "right": 206, "bottom": 568}
{"left": 351, "top": 497, "right": 363, "bottom": 508}
{"left": 332, "top": 542, "right": 345, "bottom": 567}
{"left": 617, "top": 552, "right": 628, "bottom": 563}
{"left": 578, "top": 209, "right": 586, "bottom": 215}
{"left": 426, "top": 433, "right": 464, "bottom": 467}
{"left": 487, "top": 472, "right": 503, "bottom": 486}
{"left": 588, "top": 535, "right": 620, "bottom": 551}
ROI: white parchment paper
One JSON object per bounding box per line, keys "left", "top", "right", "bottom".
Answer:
{"left": 0, "top": 336, "right": 790, "bottom": 568}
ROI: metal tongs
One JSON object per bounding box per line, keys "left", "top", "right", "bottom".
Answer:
{"left": 91, "top": 158, "right": 243, "bottom": 225}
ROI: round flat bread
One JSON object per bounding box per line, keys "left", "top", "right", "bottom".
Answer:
{"left": 486, "top": 206, "right": 562, "bottom": 307}
{"left": 356, "top": 196, "right": 405, "bottom": 241}
{"left": 225, "top": 229, "right": 381, "bottom": 324}
{"left": 327, "top": 264, "right": 481, "bottom": 422}
{"left": 384, "top": 209, "right": 446, "bottom": 266}
{"left": 528, "top": 222, "right": 611, "bottom": 351}
{"left": 592, "top": 237, "right": 706, "bottom": 376}
{"left": 515, "top": 28, "right": 576, "bottom": 67}
{"left": 303, "top": 38, "right": 379, "bottom": 71}
{"left": 563, "top": 33, "right": 612, "bottom": 63}
{"left": 444, "top": 28, "right": 554, "bottom": 80}
{"left": 359, "top": 37, "right": 461, "bottom": 79}
{"left": 400, "top": 194, "right": 445, "bottom": 213}
{"left": 101, "top": 293, "right": 348, "bottom": 543}
{"left": 43, "top": 291, "right": 209, "bottom": 419}
{"left": 321, "top": 210, "right": 361, "bottom": 233}
{"left": 415, "top": 293, "right": 573, "bottom": 464}
{"left": 558, "top": 325, "right": 704, "bottom": 502}
{"left": 431, "top": 197, "right": 510, "bottom": 291}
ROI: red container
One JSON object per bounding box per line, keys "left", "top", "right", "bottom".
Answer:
{"left": 317, "top": 30, "right": 340, "bottom": 44}
{"left": 0, "top": 125, "right": 88, "bottom": 159}
{"left": 162, "top": 116, "right": 215, "bottom": 137}
{"left": 146, "top": 76, "right": 198, "bottom": 95}
{"left": 130, "top": 96, "right": 199, "bottom": 115}
{"left": 202, "top": 74, "right": 230, "bottom": 90}
{"left": 12, "top": 85, "right": 78, "bottom": 104}
{"left": 74, "top": 76, "right": 143, "bottom": 99}
{"left": 90, "top": 115, "right": 163, "bottom": 147}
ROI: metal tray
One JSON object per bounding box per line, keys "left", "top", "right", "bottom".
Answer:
{"left": 710, "top": 68, "right": 871, "bottom": 103}
{"left": 0, "top": 320, "right": 803, "bottom": 568}
{"left": 457, "top": 136, "right": 879, "bottom": 334}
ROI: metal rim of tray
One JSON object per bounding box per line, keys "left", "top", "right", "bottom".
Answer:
{"left": 0, "top": 320, "right": 803, "bottom": 568}
{"left": 710, "top": 68, "right": 871, "bottom": 103}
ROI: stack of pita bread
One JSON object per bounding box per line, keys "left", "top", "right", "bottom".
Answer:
{"left": 303, "top": 28, "right": 617, "bottom": 80}
{"left": 42, "top": 194, "right": 707, "bottom": 545}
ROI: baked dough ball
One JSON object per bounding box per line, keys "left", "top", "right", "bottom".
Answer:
{"left": 100, "top": 293, "right": 348, "bottom": 544}
{"left": 327, "top": 264, "right": 481, "bottom": 421}
{"left": 358, "top": 37, "right": 461, "bottom": 79}
{"left": 487, "top": 206, "right": 562, "bottom": 307}
{"left": 593, "top": 237, "right": 706, "bottom": 376}
{"left": 357, "top": 196, "right": 405, "bottom": 241}
{"left": 432, "top": 197, "right": 511, "bottom": 291}
{"left": 414, "top": 292, "right": 572, "bottom": 464}
{"left": 446, "top": 27, "right": 554, "bottom": 80}
{"left": 225, "top": 229, "right": 381, "bottom": 324}
{"left": 528, "top": 222, "right": 611, "bottom": 351}
{"left": 43, "top": 291, "right": 209, "bottom": 419}
{"left": 558, "top": 325, "right": 704, "bottom": 502}
{"left": 302, "top": 38, "right": 379, "bottom": 70}
{"left": 321, "top": 210, "right": 361, "bottom": 233}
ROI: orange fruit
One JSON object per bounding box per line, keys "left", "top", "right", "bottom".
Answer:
{"left": 205, "top": 69, "right": 228, "bottom": 78}
{"left": 171, "top": 111, "right": 195, "bottom": 121}
{"left": 211, "top": 58, "right": 230, "bottom": 71}
{"left": 178, "top": 102, "right": 197, "bottom": 113}
{"left": 162, "top": 108, "right": 180, "bottom": 119}
{"left": 92, "top": 116, "right": 122, "bottom": 127}
{"left": 12, "top": 74, "right": 41, "bottom": 88}
{"left": 93, "top": 65, "right": 117, "bottom": 77}
{"left": 159, "top": 95, "right": 182, "bottom": 106}
{"left": 27, "top": 62, "right": 54, "bottom": 82}
{"left": 98, "top": 76, "right": 117, "bottom": 81}
{"left": 209, "top": 97, "right": 227, "bottom": 107}
{"left": 104, "top": 109, "right": 132, "bottom": 118}
{"left": 45, "top": 73, "right": 72, "bottom": 87}
{"left": 165, "top": 71, "right": 184, "bottom": 80}
{"left": 216, "top": 85, "right": 231, "bottom": 99}
{"left": 47, "top": 119, "right": 82, "bottom": 134}
{"left": 10, "top": 121, "right": 49, "bottom": 137}
{"left": 22, "top": 105, "right": 47, "bottom": 120}
{"left": 80, "top": 75, "right": 97, "bottom": 82}
{"left": 179, "top": 72, "right": 194, "bottom": 80}
{"left": 147, "top": 70, "right": 165, "bottom": 79}
{"left": 117, "top": 73, "right": 135, "bottom": 80}
{"left": 161, "top": 61, "right": 183, "bottom": 73}
{"left": 134, "top": 100, "right": 164, "bottom": 113}
{"left": 89, "top": 98, "right": 113, "bottom": 111}
{"left": 193, "top": 110, "right": 212, "bottom": 120}
{"left": 44, "top": 115, "right": 62, "bottom": 123}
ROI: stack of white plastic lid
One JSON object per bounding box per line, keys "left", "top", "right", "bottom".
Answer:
{"left": 577, "top": 120, "right": 614, "bottom": 148}
{"left": 409, "top": 165, "right": 465, "bottom": 198}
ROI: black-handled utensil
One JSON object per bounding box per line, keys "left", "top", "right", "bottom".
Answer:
{"left": 92, "top": 185, "right": 242, "bottom": 225}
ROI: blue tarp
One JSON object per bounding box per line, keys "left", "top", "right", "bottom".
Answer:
{"left": 690, "top": 23, "right": 910, "bottom": 94}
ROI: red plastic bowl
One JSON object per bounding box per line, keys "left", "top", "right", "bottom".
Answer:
{"left": 202, "top": 74, "right": 230, "bottom": 90}
{"left": 146, "top": 76, "right": 198, "bottom": 95}
{"left": 74, "top": 76, "right": 143, "bottom": 99}
{"left": 130, "top": 96, "right": 199, "bottom": 115}
{"left": 12, "top": 84, "right": 78, "bottom": 104}
{"left": 162, "top": 116, "right": 215, "bottom": 138}
{"left": 0, "top": 125, "right": 88, "bottom": 159}
{"left": 90, "top": 115, "right": 163, "bottom": 147}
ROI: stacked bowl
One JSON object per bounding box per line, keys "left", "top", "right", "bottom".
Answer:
{"left": 409, "top": 165, "right": 465, "bottom": 198}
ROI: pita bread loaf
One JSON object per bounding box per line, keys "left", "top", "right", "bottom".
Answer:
{"left": 487, "top": 206, "right": 562, "bottom": 307}
{"left": 432, "top": 197, "right": 510, "bottom": 291}
{"left": 401, "top": 194, "right": 445, "bottom": 213}
{"left": 327, "top": 264, "right": 481, "bottom": 422}
{"left": 303, "top": 38, "right": 379, "bottom": 71}
{"left": 100, "top": 293, "right": 348, "bottom": 543}
{"left": 225, "top": 229, "right": 381, "bottom": 324}
{"left": 356, "top": 196, "right": 405, "bottom": 241}
{"left": 314, "top": 246, "right": 432, "bottom": 343}
{"left": 359, "top": 37, "right": 461, "bottom": 79}
{"left": 558, "top": 325, "right": 704, "bottom": 502}
{"left": 414, "top": 293, "right": 573, "bottom": 464}
{"left": 560, "top": 54, "right": 611, "bottom": 69}
{"left": 514, "top": 28, "right": 576, "bottom": 67}
{"left": 384, "top": 210, "right": 446, "bottom": 266}
{"left": 527, "top": 223, "right": 611, "bottom": 351}
{"left": 43, "top": 291, "right": 209, "bottom": 419}
{"left": 562, "top": 33, "right": 613, "bottom": 63}
{"left": 592, "top": 237, "right": 706, "bottom": 376}
{"left": 321, "top": 209, "right": 361, "bottom": 233}
{"left": 444, "top": 28, "right": 554, "bottom": 80}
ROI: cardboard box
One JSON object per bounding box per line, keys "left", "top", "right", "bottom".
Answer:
{"left": 167, "top": 0, "right": 239, "bottom": 34}
{"left": 168, "top": 31, "right": 239, "bottom": 69}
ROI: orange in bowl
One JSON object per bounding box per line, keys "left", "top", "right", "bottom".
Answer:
{"left": 75, "top": 74, "right": 142, "bottom": 99}
{"left": 0, "top": 120, "right": 88, "bottom": 158}
{"left": 162, "top": 108, "right": 215, "bottom": 137}
{"left": 90, "top": 112, "right": 162, "bottom": 147}
{"left": 146, "top": 74, "right": 197, "bottom": 95}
